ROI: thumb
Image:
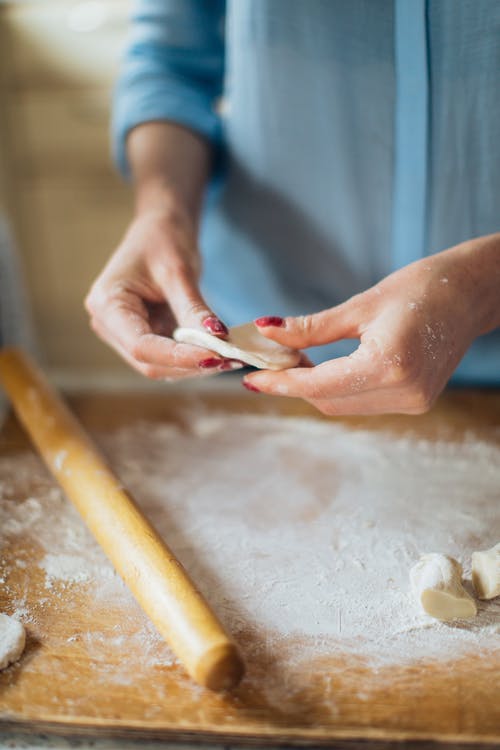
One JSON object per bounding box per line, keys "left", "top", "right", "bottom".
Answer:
{"left": 254, "top": 296, "right": 363, "bottom": 349}
{"left": 155, "top": 262, "right": 229, "bottom": 337}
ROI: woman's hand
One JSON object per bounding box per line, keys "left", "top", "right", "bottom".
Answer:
{"left": 86, "top": 122, "right": 241, "bottom": 379}
{"left": 85, "top": 199, "right": 235, "bottom": 379}
{"left": 243, "top": 235, "right": 500, "bottom": 415}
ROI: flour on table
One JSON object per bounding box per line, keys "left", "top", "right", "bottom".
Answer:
{"left": 40, "top": 553, "right": 92, "bottom": 588}
{"left": 0, "top": 411, "right": 499, "bottom": 676}
{"left": 0, "top": 613, "right": 25, "bottom": 670}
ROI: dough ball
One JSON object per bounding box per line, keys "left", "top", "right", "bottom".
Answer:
{"left": 0, "top": 613, "right": 26, "bottom": 670}
{"left": 472, "top": 542, "right": 500, "bottom": 600}
{"left": 410, "top": 553, "right": 477, "bottom": 621}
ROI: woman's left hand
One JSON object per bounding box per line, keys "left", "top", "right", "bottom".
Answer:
{"left": 243, "top": 234, "right": 500, "bottom": 416}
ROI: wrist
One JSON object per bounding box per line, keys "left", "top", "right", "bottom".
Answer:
{"left": 134, "top": 178, "right": 197, "bottom": 229}
{"left": 431, "top": 234, "right": 500, "bottom": 340}
{"left": 128, "top": 122, "right": 210, "bottom": 227}
{"left": 456, "top": 234, "right": 500, "bottom": 336}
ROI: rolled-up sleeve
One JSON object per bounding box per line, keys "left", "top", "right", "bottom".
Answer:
{"left": 112, "top": 0, "right": 226, "bottom": 177}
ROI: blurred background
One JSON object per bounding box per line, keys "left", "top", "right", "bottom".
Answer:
{"left": 0, "top": 0, "right": 135, "bottom": 387}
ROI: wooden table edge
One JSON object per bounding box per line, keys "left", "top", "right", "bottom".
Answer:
{"left": 1, "top": 719, "right": 499, "bottom": 747}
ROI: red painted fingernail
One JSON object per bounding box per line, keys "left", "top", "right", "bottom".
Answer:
{"left": 243, "top": 380, "right": 260, "bottom": 393}
{"left": 254, "top": 316, "right": 285, "bottom": 327}
{"left": 199, "top": 357, "right": 223, "bottom": 369}
{"left": 203, "top": 316, "right": 229, "bottom": 335}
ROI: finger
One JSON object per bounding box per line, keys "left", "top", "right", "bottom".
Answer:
{"left": 309, "top": 385, "right": 432, "bottom": 416}
{"left": 254, "top": 295, "right": 364, "bottom": 349}
{"left": 243, "top": 345, "right": 384, "bottom": 400}
{"left": 91, "top": 291, "right": 220, "bottom": 368}
{"left": 89, "top": 316, "right": 194, "bottom": 379}
{"left": 89, "top": 312, "right": 213, "bottom": 377}
{"left": 306, "top": 393, "right": 396, "bottom": 417}
{"left": 92, "top": 316, "right": 243, "bottom": 380}
{"left": 152, "top": 262, "right": 229, "bottom": 338}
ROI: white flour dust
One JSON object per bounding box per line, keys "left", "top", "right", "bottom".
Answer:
{"left": 1, "top": 410, "right": 499, "bottom": 671}
{"left": 41, "top": 554, "right": 91, "bottom": 588}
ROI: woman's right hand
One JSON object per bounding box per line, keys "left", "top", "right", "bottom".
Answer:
{"left": 85, "top": 199, "right": 234, "bottom": 380}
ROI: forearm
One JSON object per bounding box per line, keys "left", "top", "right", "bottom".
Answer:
{"left": 437, "top": 233, "right": 500, "bottom": 337}
{"left": 127, "top": 121, "right": 212, "bottom": 227}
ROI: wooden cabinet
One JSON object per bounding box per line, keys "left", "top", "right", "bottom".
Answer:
{"left": 7, "top": 90, "right": 115, "bottom": 179}
{"left": 0, "top": 1, "right": 133, "bottom": 376}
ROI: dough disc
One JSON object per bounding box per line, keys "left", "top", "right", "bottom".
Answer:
{"left": 0, "top": 613, "right": 26, "bottom": 670}
{"left": 472, "top": 542, "right": 500, "bottom": 599}
{"left": 173, "top": 322, "right": 301, "bottom": 370}
{"left": 409, "top": 553, "right": 477, "bottom": 621}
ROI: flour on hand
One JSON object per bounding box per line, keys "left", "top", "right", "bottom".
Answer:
{"left": 174, "top": 322, "right": 301, "bottom": 370}
{"left": 410, "top": 554, "right": 477, "bottom": 621}
{"left": 0, "top": 613, "right": 26, "bottom": 670}
{"left": 472, "top": 543, "right": 500, "bottom": 600}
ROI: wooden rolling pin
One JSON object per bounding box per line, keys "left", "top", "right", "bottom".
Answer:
{"left": 0, "top": 348, "right": 245, "bottom": 691}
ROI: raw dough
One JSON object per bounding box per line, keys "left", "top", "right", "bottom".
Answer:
{"left": 472, "top": 542, "right": 500, "bottom": 599}
{"left": 409, "top": 553, "right": 477, "bottom": 621}
{"left": 173, "top": 322, "right": 301, "bottom": 370}
{"left": 0, "top": 613, "right": 26, "bottom": 670}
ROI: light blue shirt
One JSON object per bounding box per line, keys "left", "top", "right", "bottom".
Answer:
{"left": 113, "top": 0, "right": 500, "bottom": 384}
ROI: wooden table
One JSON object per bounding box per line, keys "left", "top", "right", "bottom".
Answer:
{"left": 0, "top": 388, "right": 499, "bottom": 746}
